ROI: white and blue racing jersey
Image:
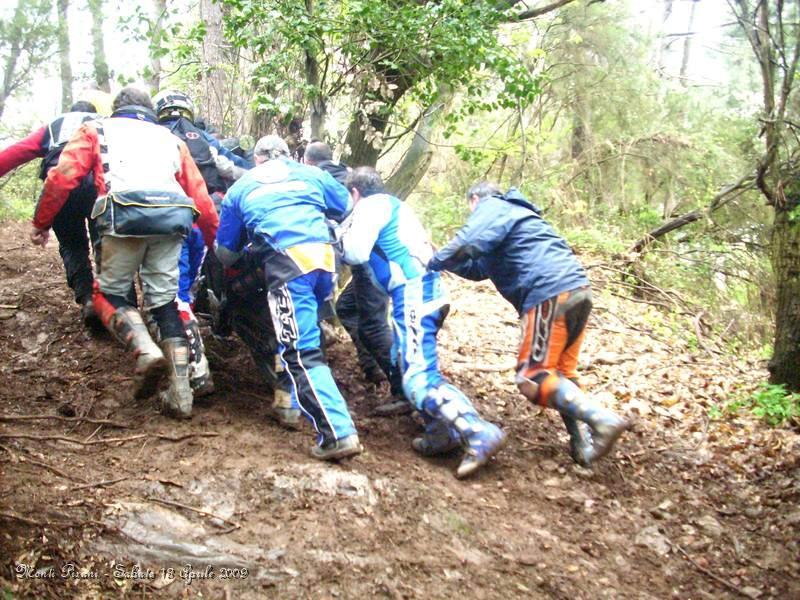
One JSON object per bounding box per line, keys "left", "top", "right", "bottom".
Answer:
{"left": 340, "top": 193, "right": 434, "bottom": 293}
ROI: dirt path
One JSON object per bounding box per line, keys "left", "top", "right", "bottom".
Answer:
{"left": 0, "top": 221, "right": 797, "bottom": 599}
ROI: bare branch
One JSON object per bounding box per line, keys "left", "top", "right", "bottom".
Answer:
{"left": 629, "top": 172, "right": 758, "bottom": 254}
{"left": 516, "top": 0, "right": 578, "bottom": 21}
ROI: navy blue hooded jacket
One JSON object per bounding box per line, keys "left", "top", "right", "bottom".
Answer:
{"left": 427, "top": 188, "right": 589, "bottom": 315}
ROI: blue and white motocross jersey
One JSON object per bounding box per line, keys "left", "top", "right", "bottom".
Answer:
{"left": 340, "top": 193, "right": 434, "bottom": 293}
{"left": 216, "top": 157, "right": 350, "bottom": 257}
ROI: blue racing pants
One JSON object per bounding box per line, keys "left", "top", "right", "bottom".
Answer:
{"left": 391, "top": 272, "right": 476, "bottom": 417}
{"left": 267, "top": 270, "right": 357, "bottom": 444}
{"left": 178, "top": 226, "right": 206, "bottom": 304}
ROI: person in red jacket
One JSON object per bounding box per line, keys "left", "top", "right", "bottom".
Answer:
{"left": 31, "top": 87, "right": 219, "bottom": 419}
{"left": 0, "top": 100, "right": 101, "bottom": 326}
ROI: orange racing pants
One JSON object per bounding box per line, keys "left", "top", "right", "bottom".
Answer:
{"left": 516, "top": 287, "right": 593, "bottom": 406}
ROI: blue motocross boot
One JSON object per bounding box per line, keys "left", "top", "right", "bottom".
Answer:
{"left": 546, "top": 376, "right": 629, "bottom": 465}
{"left": 456, "top": 421, "right": 507, "bottom": 479}
{"left": 422, "top": 386, "right": 507, "bottom": 479}
{"left": 412, "top": 415, "right": 462, "bottom": 455}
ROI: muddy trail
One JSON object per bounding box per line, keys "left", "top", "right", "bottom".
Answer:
{"left": 0, "top": 221, "right": 797, "bottom": 599}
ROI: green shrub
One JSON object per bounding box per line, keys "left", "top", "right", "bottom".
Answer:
{"left": 0, "top": 161, "right": 40, "bottom": 221}
{"left": 715, "top": 383, "right": 800, "bottom": 428}
{"left": 750, "top": 383, "right": 800, "bottom": 427}
{"left": 409, "top": 191, "right": 470, "bottom": 245}
{"left": 562, "top": 226, "right": 627, "bottom": 254}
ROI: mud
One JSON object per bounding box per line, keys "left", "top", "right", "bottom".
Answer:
{"left": 0, "top": 221, "right": 798, "bottom": 599}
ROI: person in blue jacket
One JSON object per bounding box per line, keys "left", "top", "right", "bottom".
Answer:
{"left": 428, "top": 182, "right": 630, "bottom": 467}
{"left": 215, "top": 135, "right": 360, "bottom": 461}
{"left": 340, "top": 167, "right": 506, "bottom": 479}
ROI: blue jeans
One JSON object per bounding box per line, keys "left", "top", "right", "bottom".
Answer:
{"left": 267, "top": 270, "right": 357, "bottom": 444}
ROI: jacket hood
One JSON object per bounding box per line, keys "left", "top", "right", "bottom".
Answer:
{"left": 486, "top": 187, "right": 542, "bottom": 215}
{"left": 111, "top": 105, "right": 159, "bottom": 124}
{"left": 316, "top": 159, "right": 350, "bottom": 185}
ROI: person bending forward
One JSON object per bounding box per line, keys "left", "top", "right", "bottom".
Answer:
{"left": 32, "top": 87, "right": 218, "bottom": 419}
{"left": 215, "top": 135, "right": 360, "bottom": 461}
{"left": 428, "top": 182, "right": 630, "bottom": 466}
{"left": 340, "top": 167, "right": 506, "bottom": 479}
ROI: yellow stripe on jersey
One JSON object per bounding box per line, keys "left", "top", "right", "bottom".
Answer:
{"left": 285, "top": 242, "right": 335, "bottom": 274}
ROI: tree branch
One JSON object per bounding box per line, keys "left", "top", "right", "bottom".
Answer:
{"left": 629, "top": 172, "right": 757, "bottom": 254}
{"left": 514, "top": 0, "right": 595, "bottom": 21}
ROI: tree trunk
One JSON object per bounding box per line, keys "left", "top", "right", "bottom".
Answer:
{"left": 303, "top": 0, "right": 326, "bottom": 140}
{"left": 386, "top": 86, "right": 453, "bottom": 199}
{"left": 200, "top": 0, "right": 227, "bottom": 129}
{"left": 768, "top": 199, "right": 800, "bottom": 390}
{"left": 56, "top": 0, "right": 73, "bottom": 111}
{"left": 88, "top": 0, "right": 110, "bottom": 92}
{"left": 571, "top": 91, "right": 590, "bottom": 161}
{"left": 147, "top": 0, "right": 167, "bottom": 92}
{"left": 678, "top": 0, "right": 698, "bottom": 86}
{"left": 341, "top": 61, "right": 413, "bottom": 167}
{"left": 0, "top": 37, "right": 22, "bottom": 121}
{"left": 730, "top": 0, "right": 800, "bottom": 391}
{"left": 342, "top": 108, "right": 392, "bottom": 167}
{"left": 306, "top": 58, "right": 326, "bottom": 140}
{"left": 655, "top": 0, "right": 673, "bottom": 73}
{"left": 249, "top": 109, "right": 273, "bottom": 139}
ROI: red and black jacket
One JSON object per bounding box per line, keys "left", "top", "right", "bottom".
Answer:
{"left": 0, "top": 112, "right": 98, "bottom": 179}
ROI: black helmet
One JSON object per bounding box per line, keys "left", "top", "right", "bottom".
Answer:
{"left": 153, "top": 90, "right": 195, "bottom": 122}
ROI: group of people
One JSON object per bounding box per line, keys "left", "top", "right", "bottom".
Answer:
{"left": 0, "top": 86, "right": 630, "bottom": 479}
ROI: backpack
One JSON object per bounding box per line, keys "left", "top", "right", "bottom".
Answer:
{"left": 166, "top": 117, "right": 226, "bottom": 194}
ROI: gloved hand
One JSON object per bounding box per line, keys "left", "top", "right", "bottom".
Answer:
{"left": 212, "top": 146, "right": 246, "bottom": 181}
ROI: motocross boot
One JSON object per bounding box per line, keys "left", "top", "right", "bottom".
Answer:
{"left": 421, "top": 385, "right": 507, "bottom": 479}
{"left": 107, "top": 306, "right": 168, "bottom": 399}
{"left": 363, "top": 365, "right": 386, "bottom": 385}
{"left": 159, "top": 337, "right": 193, "bottom": 419}
{"left": 373, "top": 364, "right": 412, "bottom": 416}
{"left": 456, "top": 422, "right": 507, "bottom": 479}
{"left": 373, "top": 396, "right": 414, "bottom": 417}
{"left": 411, "top": 415, "right": 462, "bottom": 456}
{"left": 79, "top": 295, "right": 103, "bottom": 332}
{"left": 562, "top": 414, "right": 594, "bottom": 467}
{"left": 271, "top": 386, "right": 302, "bottom": 429}
{"left": 184, "top": 318, "right": 214, "bottom": 397}
{"left": 545, "top": 375, "right": 630, "bottom": 465}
